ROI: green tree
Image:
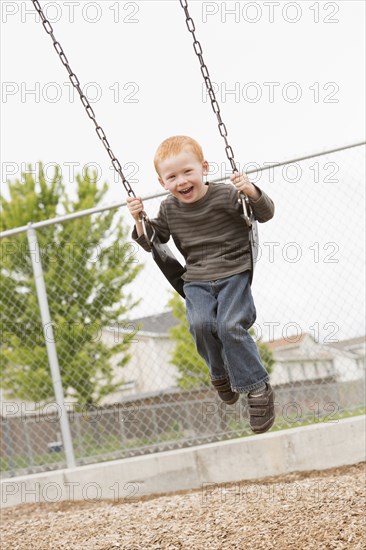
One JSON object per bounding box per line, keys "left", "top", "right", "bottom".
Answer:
{"left": 168, "top": 293, "right": 274, "bottom": 390}
{"left": 0, "top": 164, "right": 142, "bottom": 406}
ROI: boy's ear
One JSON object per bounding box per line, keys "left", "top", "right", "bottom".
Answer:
{"left": 203, "top": 160, "right": 209, "bottom": 176}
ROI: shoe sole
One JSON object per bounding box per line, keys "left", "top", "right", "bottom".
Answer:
{"left": 250, "top": 415, "right": 275, "bottom": 434}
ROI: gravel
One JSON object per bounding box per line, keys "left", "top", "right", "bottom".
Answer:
{"left": 1, "top": 462, "right": 365, "bottom": 550}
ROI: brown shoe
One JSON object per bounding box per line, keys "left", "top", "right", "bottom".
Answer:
{"left": 248, "top": 383, "right": 275, "bottom": 434}
{"left": 211, "top": 378, "right": 239, "bottom": 405}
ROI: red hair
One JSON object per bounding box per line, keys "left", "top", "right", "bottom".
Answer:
{"left": 154, "top": 136, "right": 204, "bottom": 174}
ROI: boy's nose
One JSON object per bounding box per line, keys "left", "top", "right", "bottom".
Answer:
{"left": 177, "top": 175, "right": 188, "bottom": 186}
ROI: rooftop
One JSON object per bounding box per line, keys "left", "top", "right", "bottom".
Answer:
{"left": 265, "top": 333, "right": 308, "bottom": 350}
{"left": 130, "top": 311, "right": 179, "bottom": 335}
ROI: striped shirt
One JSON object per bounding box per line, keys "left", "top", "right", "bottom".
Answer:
{"left": 132, "top": 182, "right": 275, "bottom": 282}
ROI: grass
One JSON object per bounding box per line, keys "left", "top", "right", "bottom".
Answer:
{"left": 0, "top": 423, "right": 185, "bottom": 475}
{"left": 1, "top": 408, "right": 365, "bottom": 476}
{"left": 226, "top": 406, "right": 366, "bottom": 439}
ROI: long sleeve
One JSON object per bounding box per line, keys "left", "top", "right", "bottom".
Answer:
{"left": 248, "top": 186, "right": 275, "bottom": 223}
{"left": 131, "top": 200, "right": 171, "bottom": 252}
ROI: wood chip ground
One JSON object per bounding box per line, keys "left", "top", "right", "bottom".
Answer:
{"left": 1, "top": 462, "right": 365, "bottom": 549}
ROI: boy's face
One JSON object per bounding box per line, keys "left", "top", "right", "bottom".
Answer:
{"left": 157, "top": 149, "right": 209, "bottom": 204}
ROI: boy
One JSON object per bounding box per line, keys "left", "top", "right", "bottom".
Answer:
{"left": 127, "top": 136, "right": 275, "bottom": 434}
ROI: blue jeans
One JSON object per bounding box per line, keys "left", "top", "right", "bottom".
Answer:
{"left": 184, "top": 271, "right": 269, "bottom": 393}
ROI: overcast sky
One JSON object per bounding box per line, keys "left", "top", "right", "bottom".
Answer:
{"left": 1, "top": 0, "right": 365, "bottom": 342}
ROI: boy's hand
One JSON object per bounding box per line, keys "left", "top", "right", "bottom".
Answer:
{"left": 230, "top": 172, "right": 260, "bottom": 200}
{"left": 127, "top": 196, "right": 144, "bottom": 221}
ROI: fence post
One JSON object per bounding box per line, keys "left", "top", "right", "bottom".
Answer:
{"left": 27, "top": 224, "right": 76, "bottom": 468}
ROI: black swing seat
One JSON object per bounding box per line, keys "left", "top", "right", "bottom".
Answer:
{"left": 141, "top": 190, "right": 259, "bottom": 298}
{"left": 141, "top": 217, "right": 186, "bottom": 298}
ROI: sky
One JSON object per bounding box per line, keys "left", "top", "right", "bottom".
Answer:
{"left": 1, "top": 0, "right": 365, "bottom": 342}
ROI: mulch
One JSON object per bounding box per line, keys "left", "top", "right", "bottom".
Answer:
{"left": 1, "top": 462, "right": 365, "bottom": 549}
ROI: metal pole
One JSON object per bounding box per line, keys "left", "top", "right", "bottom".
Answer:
{"left": 2, "top": 419, "right": 16, "bottom": 476}
{"left": 26, "top": 224, "right": 76, "bottom": 468}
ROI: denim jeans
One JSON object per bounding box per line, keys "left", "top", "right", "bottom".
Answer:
{"left": 184, "top": 271, "right": 269, "bottom": 393}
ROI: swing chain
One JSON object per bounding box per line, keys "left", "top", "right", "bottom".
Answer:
{"left": 179, "top": 0, "right": 238, "bottom": 174}
{"left": 31, "top": 0, "right": 136, "bottom": 199}
{"left": 179, "top": 0, "right": 254, "bottom": 226}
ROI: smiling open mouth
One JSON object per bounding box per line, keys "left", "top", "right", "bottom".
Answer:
{"left": 179, "top": 186, "right": 194, "bottom": 195}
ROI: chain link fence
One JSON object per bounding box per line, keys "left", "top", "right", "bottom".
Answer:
{"left": 1, "top": 143, "right": 365, "bottom": 478}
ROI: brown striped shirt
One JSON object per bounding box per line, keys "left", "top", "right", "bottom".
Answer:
{"left": 132, "top": 182, "right": 274, "bottom": 282}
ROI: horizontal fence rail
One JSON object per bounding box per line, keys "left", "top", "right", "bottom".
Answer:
{"left": 1, "top": 141, "right": 364, "bottom": 239}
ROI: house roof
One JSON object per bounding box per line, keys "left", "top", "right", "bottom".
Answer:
{"left": 265, "top": 332, "right": 366, "bottom": 359}
{"left": 328, "top": 335, "right": 365, "bottom": 350}
{"left": 131, "top": 311, "right": 179, "bottom": 335}
{"left": 265, "top": 333, "right": 308, "bottom": 350}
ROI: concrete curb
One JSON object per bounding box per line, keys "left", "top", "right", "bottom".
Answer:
{"left": 1, "top": 416, "right": 365, "bottom": 508}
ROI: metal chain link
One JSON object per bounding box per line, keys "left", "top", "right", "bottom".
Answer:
{"left": 179, "top": 0, "right": 254, "bottom": 225}
{"left": 31, "top": 0, "right": 136, "bottom": 198}
{"left": 179, "top": 0, "right": 238, "bottom": 174}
